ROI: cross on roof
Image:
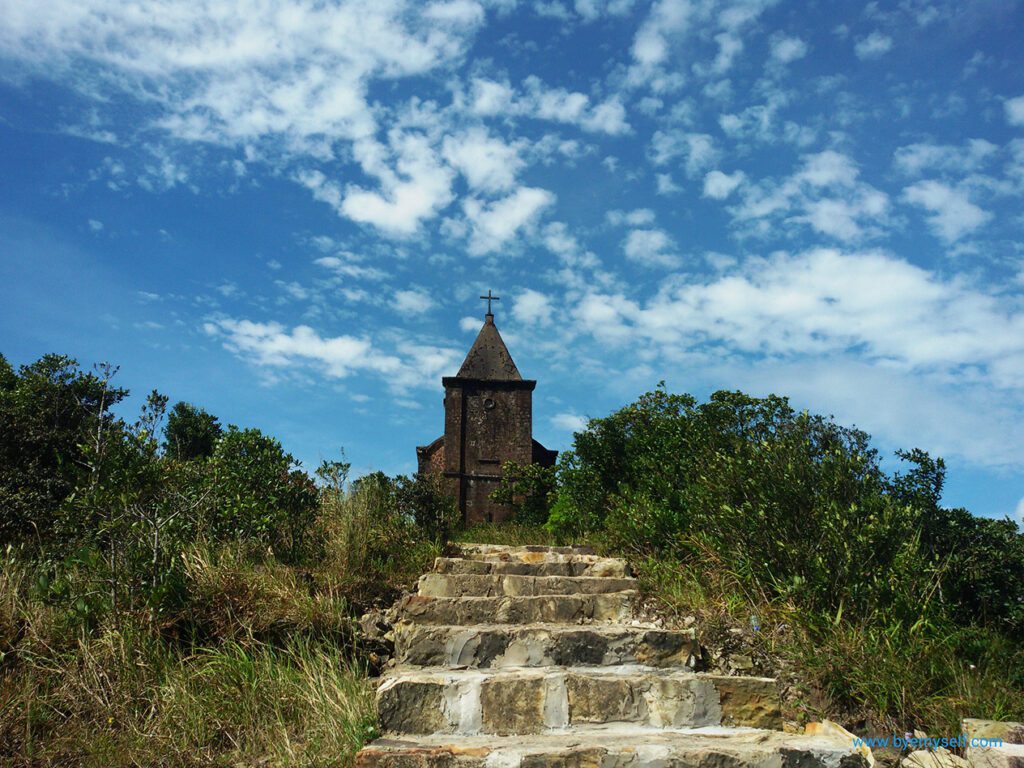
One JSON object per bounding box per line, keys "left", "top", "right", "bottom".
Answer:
{"left": 480, "top": 290, "right": 500, "bottom": 316}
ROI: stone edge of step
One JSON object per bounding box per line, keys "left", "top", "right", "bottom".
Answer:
{"left": 377, "top": 664, "right": 775, "bottom": 684}
{"left": 355, "top": 727, "right": 869, "bottom": 766}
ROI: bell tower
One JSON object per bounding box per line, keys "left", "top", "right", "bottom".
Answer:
{"left": 416, "top": 293, "right": 557, "bottom": 525}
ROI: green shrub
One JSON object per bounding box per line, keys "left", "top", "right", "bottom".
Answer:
{"left": 0, "top": 355, "right": 127, "bottom": 547}
{"left": 205, "top": 427, "right": 319, "bottom": 562}
{"left": 164, "top": 401, "right": 222, "bottom": 460}
{"left": 490, "top": 461, "right": 558, "bottom": 526}
{"left": 551, "top": 386, "right": 1024, "bottom": 637}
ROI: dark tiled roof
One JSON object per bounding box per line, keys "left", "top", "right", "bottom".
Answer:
{"left": 456, "top": 314, "right": 522, "bottom": 380}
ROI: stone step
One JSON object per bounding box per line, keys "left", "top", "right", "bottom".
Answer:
{"left": 393, "top": 623, "right": 700, "bottom": 669}
{"left": 395, "top": 592, "right": 636, "bottom": 625}
{"left": 433, "top": 556, "right": 630, "bottom": 578}
{"left": 458, "top": 544, "right": 597, "bottom": 557}
{"left": 417, "top": 573, "right": 637, "bottom": 598}
{"left": 377, "top": 666, "right": 781, "bottom": 736}
{"left": 457, "top": 544, "right": 610, "bottom": 568}
{"left": 356, "top": 728, "right": 870, "bottom": 768}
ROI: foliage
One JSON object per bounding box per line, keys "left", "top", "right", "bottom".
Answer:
{"left": 164, "top": 401, "right": 222, "bottom": 460}
{"left": 637, "top": 553, "right": 1024, "bottom": 735}
{"left": 549, "top": 386, "right": 1024, "bottom": 640}
{"left": 318, "top": 471, "right": 443, "bottom": 610}
{"left": 490, "top": 460, "right": 558, "bottom": 525}
{"left": 0, "top": 354, "right": 128, "bottom": 546}
{"left": 205, "top": 426, "right": 319, "bottom": 563}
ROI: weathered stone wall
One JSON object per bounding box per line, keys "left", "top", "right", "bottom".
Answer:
{"left": 439, "top": 379, "right": 538, "bottom": 524}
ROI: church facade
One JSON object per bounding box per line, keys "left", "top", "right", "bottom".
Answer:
{"left": 417, "top": 300, "right": 557, "bottom": 526}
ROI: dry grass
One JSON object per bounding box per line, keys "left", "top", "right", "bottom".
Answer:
{"left": 1, "top": 551, "right": 377, "bottom": 767}
{"left": 633, "top": 551, "right": 1024, "bottom": 736}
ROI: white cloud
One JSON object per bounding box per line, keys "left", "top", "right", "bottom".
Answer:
{"left": 442, "top": 127, "right": 525, "bottom": 193}
{"left": 276, "top": 281, "right": 309, "bottom": 301}
{"left": 2, "top": 0, "right": 483, "bottom": 151}
{"left": 770, "top": 35, "right": 808, "bottom": 64}
{"left": 656, "top": 173, "right": 682, "bottom": 194}
{"left": 649, "top": 130, "right": 718, "bottom": 177}
{"left": 204, "top": 317, "right": 459, "bottom": 392}
{"left": 631, "top": 0, "right": 692, "bottom": 69}
{"left": 607, "top": 208, "right": 656, "bottom": 226}
{"left": 854, "top": 31, "right": 893, "bottom": 60}
{"left": 423, "top": 0, "right": 485, "bottom": 24}
{"left": 729, "top": 150, "right": 889, "bottom": 242}
{"left": 572, "top": 248, "right": 1024, "bottom": 394}
{"left": 552, "top": 411, "right": 588, "bottom": 432}
{"left": 394, "top": 289, "right": 435, "bottom": 314}
{"left": 339, "top": 132, "right": 455, "bottom": 237}
{"left": 1005, "top": 95, "right": 1024, "bottom": 127}
{"left": 902, "top": 180, "right": 991, "bottom": 243}
{"left": 703, "top": 170, "right": 745, "bottom": 199}
{"left": 1015, "top": 497, "right": 1024, "bottom": 528}
{"left": 463, "top": 186, "right": 556, "bottom": 255}
{"left": 893, "top": 139, "right": 998, "bottom": 176}
{"left": 88, "top": 219, "right": 104, "bottom": 232}
{"left": 466, "top": 76, "right": 630, "bottom": 135}
{"left": 206, "top": 318, "right": 396, "bottom": 379}
{"left": 314, "top": 254, "right": 389, "bottom": 282}
{"left": 573, "top": 0, "right": 637, "bottom": 21}
{"left": 513, "top": 289, "right": 554, "bottom": 325}
{"left": 623, "top": 228, "right": 680, "bottom": 268}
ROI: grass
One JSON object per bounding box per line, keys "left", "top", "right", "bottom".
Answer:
{"left": 1, "top": 626, "right": 375, "bottom": 767}
{"left": 0, "top": 480, "right": 441, "bottom": 767}
{"left": 633, "top": 551, "right": 1024, "bottom": 736}
{"left": 5, "top": 491, "right": 1022, "bottom": 764}
{"left": 450, "top": 522, "right": 559, "bottom": 546}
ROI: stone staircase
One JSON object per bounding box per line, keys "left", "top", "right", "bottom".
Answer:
{"left": 356, "top": 544, "right": 868, "bottom": 768}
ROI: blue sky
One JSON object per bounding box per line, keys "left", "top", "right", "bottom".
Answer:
{"left": 1, "top": 0, "right": 1023, "bottom": 523}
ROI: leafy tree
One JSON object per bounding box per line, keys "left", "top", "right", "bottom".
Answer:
{"left": 491, "top": 461, "right": 557, "bottom": 526}
{"left": 0, "top": 354, "right": 127, "bottom": 545}
{"left": 205, "top": 427, "right": 319, "bottom": 562}
{"left": 396, "top": 472, "right": 459, "bottom": 541}
{"left": 547, "top": 386, "right": 1004, "bottom": 628}
{"left": 165, "top": 401, "right": 222, "bottom": 460}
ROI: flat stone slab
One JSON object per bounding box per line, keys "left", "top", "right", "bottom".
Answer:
{"left": 458, "top": 544, "right": 598, "bottom": 557}
{"left": 393, "top": 622, "right": 700, "bottom": 669}
{"left": 377, "top": 665, "right": 781, "bottom": 735}
{"left": 417, "top": 573, "right": 637, "bottom": 598}
{"left": 962, "top": 719, "right": 1024, "bottom": 768}
{"left": 395, "top": 592, "right": 636, "bottom": 625}
{"left": 356, "top": 727, "right": 870, "bottom": 768}
{"left": 433, "top": 557, "right": 630, "bottom": 578}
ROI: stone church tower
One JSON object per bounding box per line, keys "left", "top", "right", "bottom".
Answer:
{"left": 417, "top": 295, "right": 557, "bottom": 525}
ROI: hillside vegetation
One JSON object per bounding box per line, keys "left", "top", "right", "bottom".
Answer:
{"left": 1, "top": 354, "right": 1022, "bottom": 765}
{"left": 501, "top": 387, "right": 1024, "bottom": 732}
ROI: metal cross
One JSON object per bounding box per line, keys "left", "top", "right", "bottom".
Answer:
{"left": 480, "top": 290, "right": 500, "bottom": 315}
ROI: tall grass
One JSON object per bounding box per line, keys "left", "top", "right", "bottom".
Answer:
{"left": 1, "top": 623, "right": 375, "bottom": 766}
{"left": 450, "top": 522, "right": 559, "bottom": 546}
{"left": 0, "top": 473, "right": 446, "bottom": 766}
{"left": 635, "top": 553, "right": 1024, "bottom": 735}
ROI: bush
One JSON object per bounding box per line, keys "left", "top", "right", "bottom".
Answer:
{"left": 205, "top": 427, "right": 319, "bottom": 563}
{"left": 317, "top": 471, "right": 441, "bottom": 611}
{"left": 0, "top": 355, "right": 127, "bottom": 547}
{"left": 164, "top": 401, "right": 222, "bottom": 460}
{"left": 550, "top": 386, "right": 1024, "bottom": 636}
{"left": 490, "top": 461, "right": 557, "bottom": 526}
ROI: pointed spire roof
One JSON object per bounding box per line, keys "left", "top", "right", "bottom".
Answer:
{"left": 456, "top": 314, "right": 522, "bottom": 380}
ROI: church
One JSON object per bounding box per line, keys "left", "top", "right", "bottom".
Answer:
{"left": 417, "top": 292, "right": 557, "bottom": 526}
